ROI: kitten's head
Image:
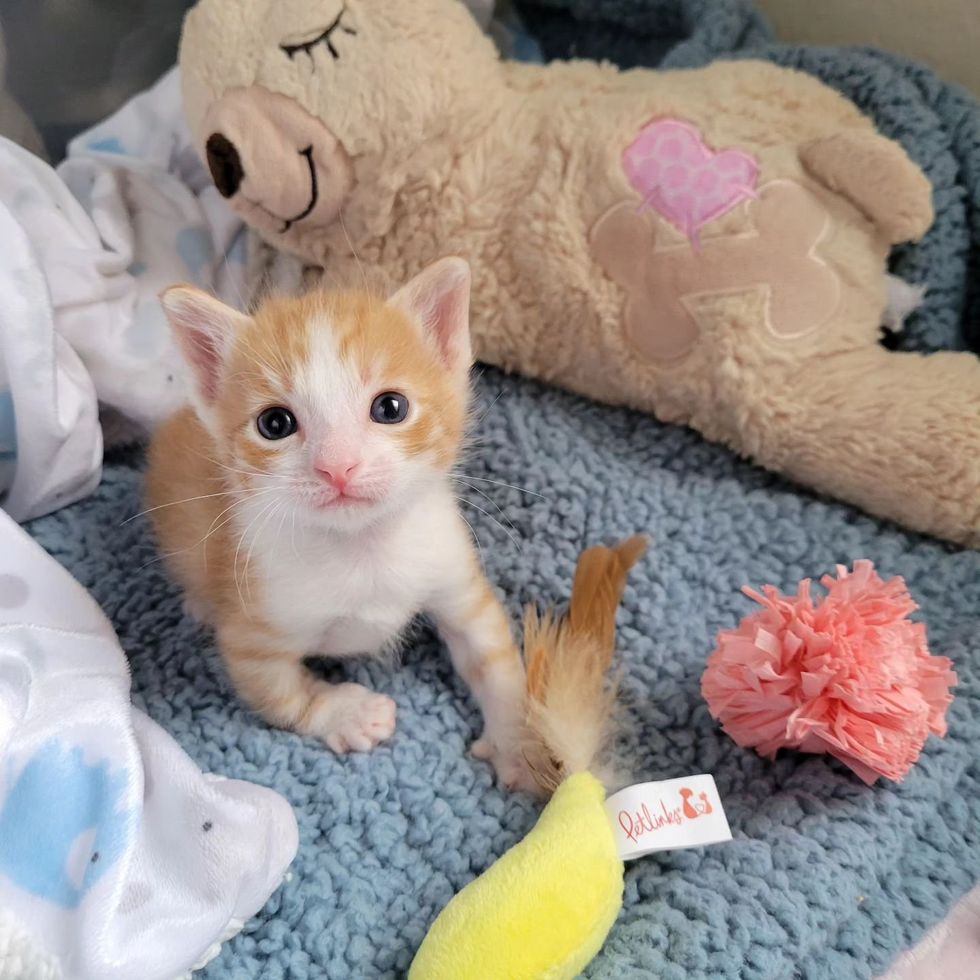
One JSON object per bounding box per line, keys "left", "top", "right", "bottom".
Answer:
{"left": 161, "top": 258, "right": 472, "bottom": 531}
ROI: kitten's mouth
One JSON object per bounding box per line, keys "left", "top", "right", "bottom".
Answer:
{"left": 311, "top": 491, "right": 374, "bottom": 510}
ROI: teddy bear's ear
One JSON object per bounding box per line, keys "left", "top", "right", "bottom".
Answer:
{"left": 160, "top": 286, "right": 251, "bottom": 409}
{"left": 390, "top": 258, "right": 473, "bottom": 376}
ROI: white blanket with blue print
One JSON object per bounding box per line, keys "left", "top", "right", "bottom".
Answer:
{"left": 0, "top": 69, "right": 299, "bottom": 980}
{"left": 0, "top": 510, "right": 298, "bottom": 979}
{"left": 0, "top": 68, "right": 250, "bottom": 522}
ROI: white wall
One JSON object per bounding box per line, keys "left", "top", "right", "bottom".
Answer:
{"left": 756, "top": 0, "right": 980, "bottom": 96}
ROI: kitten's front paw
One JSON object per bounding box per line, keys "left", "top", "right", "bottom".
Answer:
{"left": 471, "top": 735, "right": 539, "bottom": 794}
{"left": 312, "top": 683, "right": 397, "bottom": 754}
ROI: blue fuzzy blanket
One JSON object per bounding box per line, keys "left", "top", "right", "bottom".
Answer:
{"left": 27, "top": 2, "right": 980, "bottom": 978}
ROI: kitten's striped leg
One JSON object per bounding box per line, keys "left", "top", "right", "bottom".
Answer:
{"left": 217, "top": 620, "right": 396, "bottom": 753}
{"left": 429, "top": 566, "right": 533, "bottom": 791}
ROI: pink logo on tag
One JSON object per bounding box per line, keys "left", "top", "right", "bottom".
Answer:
{"left": 623, "top": 118, "right": 759, "bottom": 248}
{"left": 617, "top": 786, "right": 715, "bottom": 843}
{"left": 617, "top": 799, "right": 683, "bottom": 844}
{"left": 606, "top": 774, "right": 732, "bottom": 860}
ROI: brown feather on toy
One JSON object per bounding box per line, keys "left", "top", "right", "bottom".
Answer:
{"left": 522, "top": 537, "right": 647, "bottom": 795}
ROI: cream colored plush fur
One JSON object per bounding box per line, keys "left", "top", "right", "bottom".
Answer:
{"left": 179, "top": 0, "right": 980, "bottom": 547}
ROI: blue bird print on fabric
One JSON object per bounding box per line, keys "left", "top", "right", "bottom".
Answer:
{"left": 0, "top": 740, "right": 130, "bottom": 908}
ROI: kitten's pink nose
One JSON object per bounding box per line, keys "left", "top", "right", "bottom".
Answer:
{"left": 315, "top": 460, "right": 361, "bottom": 492}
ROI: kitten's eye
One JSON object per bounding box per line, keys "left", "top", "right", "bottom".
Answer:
{"left": 257, "top": 407, "right": 298, "bottom": 440}
{"left": 370, "top": 392, "right": 409, "bottom": 425}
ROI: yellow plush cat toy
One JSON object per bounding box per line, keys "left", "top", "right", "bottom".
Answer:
{"left": 410, "top": 538, "right": 647, "bottom": 980}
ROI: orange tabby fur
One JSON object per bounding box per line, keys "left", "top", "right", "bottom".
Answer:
{"left": 146, "top": 259, "right": 531, "bottom": 786}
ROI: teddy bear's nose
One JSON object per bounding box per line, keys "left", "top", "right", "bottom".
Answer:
{"left": 206, "top": 133, "right": 244, "bottom": 198}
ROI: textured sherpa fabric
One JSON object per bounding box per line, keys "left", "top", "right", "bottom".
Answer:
{"left": 25, "top": 369, "right": 980, "bottom": 980}
{"left": 518, "top": 0, "right": 980, "bottom": 354}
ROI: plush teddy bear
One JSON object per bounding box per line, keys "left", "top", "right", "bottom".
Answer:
{"left": 178, "top": 0, "right": 980, "bottom": 547}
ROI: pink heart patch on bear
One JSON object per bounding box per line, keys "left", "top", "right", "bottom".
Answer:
{"left": 623, "top": 118, "right": 759, "bottom": 247}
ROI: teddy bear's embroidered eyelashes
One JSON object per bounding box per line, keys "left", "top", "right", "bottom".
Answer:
{"left": 280, "top": 7, "right": 356, "bottom": 62}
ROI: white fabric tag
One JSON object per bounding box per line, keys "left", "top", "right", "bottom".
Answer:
{"left": 605, "top": 774, "right": 732, "bottom": 861}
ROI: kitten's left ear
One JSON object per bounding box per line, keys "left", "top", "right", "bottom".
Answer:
{"left": 390, "top": 258, "right": 472, "bottom": 375}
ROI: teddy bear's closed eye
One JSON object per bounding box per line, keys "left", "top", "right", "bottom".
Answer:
{"left": 280, "top": 6, "right": 356, "bottom": 63}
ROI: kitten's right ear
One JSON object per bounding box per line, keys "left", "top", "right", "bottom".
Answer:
{"left": 389, "top": 258, "right": 472, "bottom": 377}
{"left": 160, "top": 286, "right": 250, "bottom": 406}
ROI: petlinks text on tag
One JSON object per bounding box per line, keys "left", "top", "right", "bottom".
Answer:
{"left": 605, "top": 774, "right": 732, "bottom": 861}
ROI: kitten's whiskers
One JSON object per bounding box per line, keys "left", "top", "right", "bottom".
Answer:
{"left": 233, "top": 496, "right": 283, "bottom": 616}
{"left": 121, "top": 485, "right": 272, "bottom": 526}
{"left": 454, "top": 495, "right": 524, "bottom": 554}
{"left": 453, "top": 478, "right": 521, "bottom": 539}
{"left": 134, "top": 486, "right": 281, "bottom": 573}
{"left": 455, "top": 472, "right": 548, "bottom": 500}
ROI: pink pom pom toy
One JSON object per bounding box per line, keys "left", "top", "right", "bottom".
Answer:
{"left": 701, "top": 560, "right": 957, "bottom": 785}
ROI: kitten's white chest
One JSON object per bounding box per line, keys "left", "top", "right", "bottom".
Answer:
{"left": 262, "top": 548, "right": 417, "bottom": 655}
{"left": 244, "top": 494, "right": 462, "bottom": 656}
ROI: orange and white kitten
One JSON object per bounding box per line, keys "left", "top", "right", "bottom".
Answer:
{"left": 147, "top": 258, "right": 530, "bottom": 788}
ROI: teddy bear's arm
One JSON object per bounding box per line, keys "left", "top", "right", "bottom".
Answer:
{"left": 754, "top": 343, "right": 980, "bottom": 547}
{"left": 800, "top": 131, "right": 934, "bottom": 245}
